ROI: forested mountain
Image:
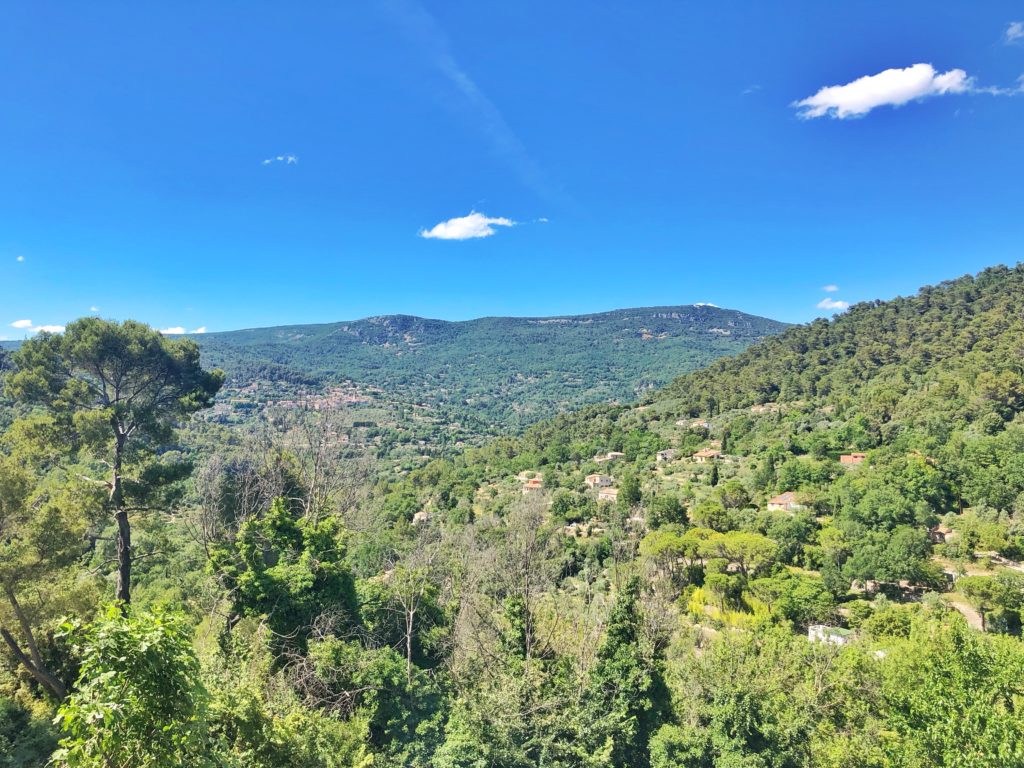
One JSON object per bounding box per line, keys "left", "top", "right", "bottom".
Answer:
{"left": 358, "top": 264, "right": 1024, "bottom": 764}
{"left": 194, "top": 305, "right": 787, "bottom": 429}
{"left": 4, "top": 267, "right": 1024, "bottom": 767}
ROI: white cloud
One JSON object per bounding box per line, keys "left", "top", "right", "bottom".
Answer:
{"left": 694, "top": 302, "right": 719, "bottom": 308}
{"left": 1006, "top": 21, "right": 1024, "bottom": 44}
{"left": 10, "top": 318, "right": 65, "bottom": 333}
{"left": 16, "top": 255, "right": 24, "bottom": 262}
{"left": 419, "top": 211, "right": 516, "bottom": 240}
{"left": 89, "top": 306, "right": 99, "bottom": 313}
{"left": 817, "top": 298, "right": 850, "bottom": 311}
{"left": 262, "top": 154, "right": 298, "bottom": 166}
{"left": 793, "top": 63, "right": 972, "bottom": 119}
{"left": 159, "top": 325, "right": 206, "bottom": 335}
{"left": 822, "top": 284, "right": 839, "bottom": 292}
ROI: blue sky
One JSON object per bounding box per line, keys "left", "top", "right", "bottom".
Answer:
{"left": 2, "top": 2, "right": 1023, "bottom": 337}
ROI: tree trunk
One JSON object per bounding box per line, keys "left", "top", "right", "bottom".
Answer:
{"left": 406, "top": 607, "right": 415, "bottom": 685}
{"left": 115, "top": 509, "right": 132, "bottom": 607}
{"left": 1, "top": 586, "right": 67, "bottom": 700}
{"left": 111, "top": 431, "right": 131, "bottom": 609}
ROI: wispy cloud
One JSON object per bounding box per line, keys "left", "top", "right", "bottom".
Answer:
{"left": 16, "top": 255, "right": 24, "bottom": 263}
{"left": 1006, "top": 21, "right": 1024, "bottom": 44}
{"left": 89, "top": 306, "right": 99, "bottom": 313}
{"left": 10, "top": 319, "right": 65, "bottom": 333}
{"left": 973, "top": 75, "right": 1024, "bottom": 97}
{"left": 822, "top": 284, "right": 839, "bottom": 292}
{"left": 262, "top": 154, "right": 298, "bottom": 166}
{"left": 694, "top": 302, "right": 719, "bottom": 308}
{"left": 419, "top": 211, "right": 516, "bottom": 240}
{"left": 380, "top": 0, "right": 566, "bottom": 207}
{"left": 817, "top": 297, "right": 849, "bottom": 311}
{"left": 793, "top": 63, "right": 972, "bottom": 119}
{"left": 193, "top": 326, "right": 207, "bottom": 334}
{"left": 742, "top": 84, "right": 762, "bottom": 95}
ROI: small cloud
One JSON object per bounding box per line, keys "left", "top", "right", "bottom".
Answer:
{"left": 192, "top": 326, "right": 207, "bottom": 334}
{"left": 10, "top": 319, "right": 65, "bottom": 333}
{"left": 537, "top": 217, "right": 549, "bottom": 223}
{"left": 793, "top": 63, "right": 972, "bottom": 119}
{"left": 16, "top": 255, "right": 24, "bottom": 262}
{"left": 419, "top": 211, "right": 516, "bottom": 240}
{"left": 817, "top": 297, "right": 850, "bottom": 311}
{"left": 822, "top": 284, "right": 839, "bottom": 292}
{"left": 1006, "top": 21, "right": 1024, "bottom": 44}
{"left": 262, "top": 154, "right": 298, "bottom": 166}
{"left": 89, "top": 306, "right": 99, "bottom": 313}
{"left": 159, "top": 326, "right": 186, "bottom": 335}
{"left": 742, "top": 84, "right": 761, "bottom": 95}
{"left": 694, "top": 302, "right": 719, "bottom": 308}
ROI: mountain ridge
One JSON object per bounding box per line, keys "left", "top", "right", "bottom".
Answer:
{"left": 197, "top": 303, "right": 780, "bottom": 338}
{"left": 192, "top": 304, "right": 788, "bottom": 431}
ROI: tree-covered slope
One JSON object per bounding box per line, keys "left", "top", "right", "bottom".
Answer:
{"left": 346, "top": 264, "right": 1024, "bottom": 765}
{"left": 194, "top": 305, "right": 787, "bottom": 428}
{"left": 383, "top": 264, "right": 1024, "bottom": 602}
{"left": 650, "top": 264, "right": 1024, "bottom": 418}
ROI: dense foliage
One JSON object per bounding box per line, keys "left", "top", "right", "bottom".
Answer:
{"left": 4, "top": 267, "right": 1024, "bottom": 766}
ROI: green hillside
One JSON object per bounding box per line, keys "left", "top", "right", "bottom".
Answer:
{"left": 354, "top": 264, "right": 1024, "bottom": 764}
{"left": 194, "top": 305, "right": 787, "bottom": 429}
{"left": 5, "top": 268, "right": 1024, "bottom": 767}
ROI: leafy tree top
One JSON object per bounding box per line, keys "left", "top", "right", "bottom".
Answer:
{"left": 6, "top": 318, "right": 223, "bottom": 445}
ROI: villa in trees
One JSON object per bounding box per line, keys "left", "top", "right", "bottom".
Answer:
{"left": 692, "top": 449, "right": 721, "bottom": 463}
{"left": 840, "top": 452, "right": 867, "bottom": 466}
{"left": 767, "top": 491, "right": 806, "bottom": 512}
{"left": 597, "top": 487, "right": 619, "bottom": 503}
{"left": 521, "top": 477, "right": 544, "bottom": 495}
{"left": 585, "top": 473, "right": 613, "bottom": 488}
{"left": 808, "top": 625, "right": 852, "bottom": 646}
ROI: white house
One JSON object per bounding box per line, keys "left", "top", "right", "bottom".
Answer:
{"left": 808, "top": 625, "right": 853, "bottom": 646}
